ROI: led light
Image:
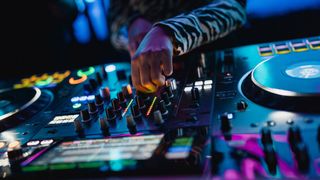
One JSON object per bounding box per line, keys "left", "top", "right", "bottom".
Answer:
{"left": 72, "top": 103, "right": 82, "bottom": 109}
{"left": 77, "top": 67, "right": 95, "bottom": 77}
{"left": 69, "top": 75, "right": 87, "bottom": 85}
{"left": 204, "top": 80, "right": 213, "bottom": 85}
{"left": 0, "top": 142, "right": 6, "bottom": 149}
{"left": 79, "top": 96, "right": 88, "bottom": 102}
{"left": 71, "top": 97, "right": 80, "bottom": 103}
{"left": 27, "top": 140, "right": 40, "bottom": 146}
{"left": 146, "top": 97, "right": 157, "bottom": 116}
{"left": 35, "top": 76, "right": 53, "bottom": 87}
{"left": 184, "top": 87, "right": 192, "bottom": 92}
{"left": 121, "top": 99, "right": 134, "bottom": 117}
{"left": 105, "top": 64, "right": 116, "bottom": 73}
{"left": 8, "top": 141, "right": 21, "bottom": 149}
{"left": 40, "top": 139, "right": 54, "bottom": 145}
{"left": 194, "top": 81, "right": 203, "bottom": 86}
{"left": 204, "top": 85, "right": 212, "bottom": 90}
{"left": 194, "top": 85, "right": 203, "bottom": 90}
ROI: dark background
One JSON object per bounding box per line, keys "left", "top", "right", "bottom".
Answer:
{"left": 0, "top": 0, "right": 319, "bottom": 80}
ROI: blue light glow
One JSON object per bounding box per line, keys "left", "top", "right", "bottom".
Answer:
{"left": 73, "top": 14, "right": 91, "bottom": 44}
{"left": 87, "top": 0, "right": 108, "bottom": 40}
{"left": 105, "top": 65, "right": 116, "bottom": 72}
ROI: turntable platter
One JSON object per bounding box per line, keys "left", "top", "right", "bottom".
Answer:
{"left": 0, "top": 88, "right": 52, "bottom": 131}
{"left": 241, "top": 51, "right": 320, "bottom": 113}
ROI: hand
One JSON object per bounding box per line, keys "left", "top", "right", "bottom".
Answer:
{"left": 128, "top": 18, "right": 153, "bottom": 57}
{"left": 131, "top": 26, "right": 173, "bottom": 93}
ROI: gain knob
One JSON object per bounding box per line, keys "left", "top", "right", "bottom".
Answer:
{"left": 117, "top": 92, "right": 127, "bottom": 108}
{"left": 112, "top": 99, "right": 122, "bottom": 116}
{"left": 80, "top": 109, "right": 91, "bottom": 123}
{"left": 106, "top": 107, "right": 116, "bottom": 122}
{"left": 87, "top": 102, "right": 98, "bottom": 117}
{"left": 99, "top": 87, "right": 110, "bottom": 101}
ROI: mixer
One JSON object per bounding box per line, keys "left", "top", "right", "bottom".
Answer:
{"left": 0, "top": 36, "right": 319, "bottom": 179}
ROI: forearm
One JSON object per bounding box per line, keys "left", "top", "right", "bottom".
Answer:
{"left": 154, "top": 0, "right": 247, "bottom": 55}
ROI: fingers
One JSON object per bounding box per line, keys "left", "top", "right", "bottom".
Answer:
{"left": 131, "top": 61, "right": 149, "bottom": 92}
{"left": 150, "top": 53, "right": 165, "bottom": 87}
{"left": 161, "top": 50, "right": 173, "bottom": 76}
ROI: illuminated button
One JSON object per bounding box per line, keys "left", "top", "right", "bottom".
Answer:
{"left": 105, "top": 64, "right": 116, "bottom": 72}
{"left": 203, "top": 85, "right": 212, "bottom": 90}
{"left": 69, "top": 75, "right": 87, "bottom": 85}
{"left": 258, "top": 45, "right": 273, "bottom": 56}
{"left": 184, "top": 87, "right": 192, "bottom": 92}
{"left": 274, "top": 43, "right": 291, "bottom": 54}
{"left": 194, "top": 85, "right": 203, "bottom": 91}
{"left": 307, "top": 38, "right": 320, "bottom": 50}
{"left": 8, "top": 141, "right": 21, "bottom": 150}
{"left": 40, "top": 139, "right": 54, "bottom": 145}
{"left": 0, "top": 142, "right": 6, "bottom": 149}
{"left": 77, "top": 67, "right": 95, "bottom": 77}
{"left": 87, "top": 95, "right": 95, "bottom": 101}
{"left": 195, "top": 81, "right": 203, "bottom": 86}
{"left": 204, "top": 80, "right": 213, "bottom": 85}
{"left": 73, "top": 103, "right": 82, "bottom": 109}
{"left": 35, "top": 76, "right": 53, "bottom": 87}
{"left": 290, "top": 40, "right": 308, "bottom": 52}
{"left": 27, "top": 140, "right": 40, "bottom": 146}
{"left": 71, "top": 96, "right": 80, "bottom": 103}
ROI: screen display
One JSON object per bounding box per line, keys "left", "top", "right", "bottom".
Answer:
{"left": 22, "top": 134, "right": 164, "bottom": 172}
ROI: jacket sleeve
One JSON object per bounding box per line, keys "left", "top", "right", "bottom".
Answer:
{"left": 154, "top": 0, "right": 247, "bottom": 55}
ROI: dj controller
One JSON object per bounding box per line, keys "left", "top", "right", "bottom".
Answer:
{"left": 0, "top": 36, "right": 319, "bottom": 179}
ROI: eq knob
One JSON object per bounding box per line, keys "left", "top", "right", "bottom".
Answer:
{"left": 117, "top": 92, "right": 127, "bottom": 108}
{"left": 88, "top": 102, "right": 98, "bottom": 116}
{"left": 237, "top": 100, "right": 248, "bottom": 111}
{"left": 131, "top": 104, "right": 142, "bottom": 121}
{"left": 99, "top": 118, "right": 110, "bottom": 136}
{"left": 80, "top": 109, "right": 91, "bottom": 123}
{"left": 99, "top": 87, "right": 110, "bottom": 101}
{"left": 261, "top": 127, "right": 273, "bottom": 146}
{"left": 153, "top": 110, "right": 164, "bottom": 126}
{"left": 95, "top": 94, "right": 104, "bottom": 109}
{"left": 106, "top": 107, "right": 116, "bottom": 122}
{"left": 95, "top": 72, "right": 103, "bottom": 85}
{"left": 126, "top": 114, "right": 137, "bottom": 134}
{"left": 112, "top": 99, "right": 122, "bottom": 116}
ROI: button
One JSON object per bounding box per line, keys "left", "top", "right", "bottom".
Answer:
{"left": 153, "top": 110, "right": 164, "bottom": 126}
{"left": 99, "top": 87, "right": 110, "bottom": 101}
{"left": 99, "top": 118, "right": 110, "bottom": 135}
{"left": 126, "top": 114, "right": 137, "bottom": 134}
{"left": 261, "top": 127, "right": 273, "bottom": 146}
{"left": 237, "top": 100, "right": 248, "bottom": 111}
{"left": 80, "top": 109, "right": 91, "bottom": 123}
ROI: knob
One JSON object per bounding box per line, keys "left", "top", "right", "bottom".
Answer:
{"left": 295, "top": 143, "right": 310, "bottom": 172}
{"left": 80, "top": 109, "right": 91, "bottom": 123}
{"left": 158, "top": 100, "right": 168, "bottom": 118}
{"left": 263, "top": 144, "right": 277, "bottom": 175}
{"left": 288, "top": 126, "right": 302, "bottom": 151}
{"left": 131, "top": 104, "right": 142, "bottom": 121}
{"left": 161, "top": 92, "right": 171, "bottom": 107}
{"left": 122, "top": 84, "right": 133, "bottom": 98}
{"left": 165, "top": 86, "right": 174, "bottom": 99}
{"left": 191, "top": 87, "right": 200, "bottom": 102}
{"left": 95, "top": 94, "right": 104, "bottom": 108}
{"left": 106, "top": 107, "right": 116, "bottom": 121}
{"left": 237, "top": 100, "right": 248, "bottom": 111}
{"left": 88, "top": 102, "right": 98, "bottom": 116}
{"left": 153, "top": 110, "right": 164, "bottom": 126}
{"left": 261, "top": 127, "right": 273, "bottom": 146}
{"left": 126, "top": 114, "right": 137, "bottom": 134}
{"left": 112, "top": 99, "right": 122, "bottom": 116}
{"left": 220, "top": 113, "right": 232, "bottom": 132}
{"left": 74, "top": 118, "right": 84, "bottom": 133}
{"left": 99, "top": 87, "right": 110, "bottom": 101}
{"left": 89, "top": 78, "right": 98, "bottom": 90}
{"left": 117, "top": 92, "right": 127, "bottom": 108}
{"left": 95, "top": 72, "right": 103, "bottom": 85}
{"left": 136, "top": 96, "right": 146, "bottom": 113}
{"left": 99, "top": 118, "right": 110, "bottom": 135}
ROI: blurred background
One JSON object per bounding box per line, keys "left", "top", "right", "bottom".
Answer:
{"left": 1, "top": 0, "right": 320, "bottom": 80}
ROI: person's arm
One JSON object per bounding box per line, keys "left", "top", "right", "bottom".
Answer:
{"left": 132, "top": 0, "right": 246, "bottom": 93}
{"left": 154, "top": 0, "right": 246, "bottom": 55}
